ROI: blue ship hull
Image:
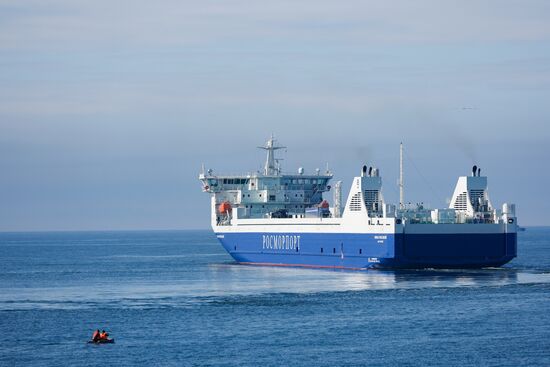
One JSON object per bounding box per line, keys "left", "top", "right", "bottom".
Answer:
{"left": 215, "top": 231, "right": 517, "bottom": 269}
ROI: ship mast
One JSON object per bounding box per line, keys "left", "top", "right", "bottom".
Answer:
{"left": 334, "top": 180, "right": 342, "bottom": 218}
{"left": 399, "top": 142, "right": 404, "bottom": 209}
{"left": 258, "top": 134, "right": 286, "bottom": 176}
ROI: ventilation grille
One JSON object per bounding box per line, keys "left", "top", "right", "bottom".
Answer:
{"left": 349, "top": 192, "right": 363, "bottom": 211}
{"left": 453, "top": 192, "right": 468, "bottom": 210}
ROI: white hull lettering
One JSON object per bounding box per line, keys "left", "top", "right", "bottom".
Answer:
{"left": 262, "top": 234, "right": 300, "bottom": 251}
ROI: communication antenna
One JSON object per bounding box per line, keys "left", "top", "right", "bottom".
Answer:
{"left": 257, "top": 134, "right": 285, "bottom": 176}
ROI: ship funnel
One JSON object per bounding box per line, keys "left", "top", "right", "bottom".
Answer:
{"left": 477, "top": 168, "right": 481, "bottom": 177}
{"left": 472, "top": 165, "right": 477, "bottom": 177}
{"left": 368, "top": 167, "right": 373, "bottom": 176}
{"left": 362, "top": 165, "right": 367, "bottom": 176}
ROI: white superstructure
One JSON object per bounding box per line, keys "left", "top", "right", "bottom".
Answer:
{"left": 199, "top": 136, "right": 516, "bottom": 230}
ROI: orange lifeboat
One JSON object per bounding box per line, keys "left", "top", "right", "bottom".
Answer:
{"left": 218, "top": 201, "right": 232, "bottom": 214}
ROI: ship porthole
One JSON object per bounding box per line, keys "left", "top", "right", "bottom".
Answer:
{"left": 508, "top": 218, "right": 514, "bottom": 224}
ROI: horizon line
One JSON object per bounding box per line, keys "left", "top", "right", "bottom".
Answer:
{"left": 0, "top": 225, "right": 548, "bottom": 234}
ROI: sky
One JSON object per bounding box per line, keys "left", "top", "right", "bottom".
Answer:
{"left": 1, "top": 0, "right": 550, "bottom": 231}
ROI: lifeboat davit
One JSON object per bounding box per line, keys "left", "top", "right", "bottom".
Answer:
{"left": 219, "top": 201, "right": 232, "bottom": 214}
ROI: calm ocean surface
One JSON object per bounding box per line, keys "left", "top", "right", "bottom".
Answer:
{"left": 0, "top": 229, "right": 549, "bottom": 366}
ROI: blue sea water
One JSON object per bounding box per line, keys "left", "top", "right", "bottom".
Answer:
{"left": 0, "top": 229, "right": 549, "bottom": 366}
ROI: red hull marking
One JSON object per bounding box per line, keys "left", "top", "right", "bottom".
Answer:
{"left": 238, "top": 261, "right": 368, "bottom": 271}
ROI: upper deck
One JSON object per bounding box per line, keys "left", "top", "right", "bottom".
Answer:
{"left": 199, "top": 135, "right": 333, "bottom": 219}
{"left": 199, "top": 137, "right": 517, "bottom": 230}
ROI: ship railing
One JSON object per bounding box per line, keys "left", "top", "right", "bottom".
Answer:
{"left": 404, "top": 218, "right": 497, "bottom": 224}
{"left": 465, "top": 218, "right": 495, "bottom": 224}
{"left": 216, "top": 215, "right": 232, "bottom": 226}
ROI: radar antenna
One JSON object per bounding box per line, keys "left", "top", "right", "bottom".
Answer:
{"left": 258, "top": 134, "right": 286, "bottom": 176}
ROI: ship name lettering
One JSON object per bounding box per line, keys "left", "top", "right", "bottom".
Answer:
{"left": 374, "top": 235, "right": 387, "bottom": 240}
{"left": 262, "top": 234, "right": 300, "bottom": 251}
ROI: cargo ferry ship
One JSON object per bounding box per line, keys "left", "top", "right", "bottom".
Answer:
{"left": 199, "top": 136, "right": 517, "bottom": 269}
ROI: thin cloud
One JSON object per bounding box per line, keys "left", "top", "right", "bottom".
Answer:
{"left": 1, "top": 1, "right": 550, "bottom": 52}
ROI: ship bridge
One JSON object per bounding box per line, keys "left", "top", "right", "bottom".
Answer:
{"left": 199, "top": 136, "right": 333, "bottom": 223}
